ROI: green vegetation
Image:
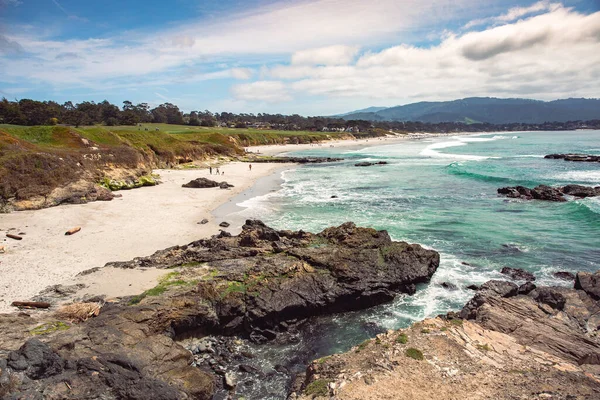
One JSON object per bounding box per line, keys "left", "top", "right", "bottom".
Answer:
{"left": 304, "top": 379, "right": 330, "bottom": 397}
{"left": 355, "top": 339, "right": 371, "bottom": 352}
{"left": 29, "top": 321, "right": 70, "bottom": 335}
{"left": 421, "top": 328, "right": 431, "bottom": 334}
{"left": 220, "top": 281, "right": 247, "bottom": 298}
{"left": 449, "top": 319, "right": 464, "bottom": 326}
{"left": 100, "top": 174, "right": 158, "bottom": 191}
{"left": 405, "top": 348, "right": 424, "bottom": 360}
{"left": 396, "top": 333, "right": 408, "bottom": 344}
{"left": 129, "top": 271, "right": 195, "bottom": 304}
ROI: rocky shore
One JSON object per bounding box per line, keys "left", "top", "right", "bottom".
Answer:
{"left": 0, "top": 220, "right": 439, "bottom": 399}
{"left": 545, "top": 153, "right": 600, "bottom": 163}
{"left": 297, "top": 271, "right": 600, "bottom": 399}
{"left": 498, "top": 184, "right": 600, "bottom": 201}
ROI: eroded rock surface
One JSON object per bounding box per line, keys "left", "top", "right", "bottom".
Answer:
{"left": 0, "top": 220, "right": 438, "bottom": 399}
{"left": 298, "top": 275, "right": 600, "bottom": 399}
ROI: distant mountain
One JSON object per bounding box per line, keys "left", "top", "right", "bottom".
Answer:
{"left": 339, "top": 97, "right": 600, "bottom": 124}
{"left": 335, "top": 106, "right": 388, "bottom": 117}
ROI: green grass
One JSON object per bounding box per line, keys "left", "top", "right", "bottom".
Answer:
{"left": 449, "top": 319, "right": 464, "bottom": 326}
{"left": 304, "top": 379, "right": 330, "bottom": 397}
{"left": 405, "top": 348, "right": 424, "bottom": 360}
{"left": 129, "top": 271, "right": 195, "bottom": 304}
{"left": 220, "top": 281, "right": 247, "bottom": 298}
{"left": 396, "top": 333, "right": 408, "bottom": 344}
{"left": 29, "top": 321, "right": 70, "bottom": 335}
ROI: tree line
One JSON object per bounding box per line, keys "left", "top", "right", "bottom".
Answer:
{"left": 1, "top": 97, "right": 599, "bottom": 133}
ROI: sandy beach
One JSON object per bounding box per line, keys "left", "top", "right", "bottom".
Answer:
{"left": 0, "top": 161, "right": 291, "bottom": 313}
{"left": 249, "top": 135, "right": 410, "bottom": 155}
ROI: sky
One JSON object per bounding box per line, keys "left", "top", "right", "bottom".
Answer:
{"left": 0, "top": 0, "right": 599, "bottom": 115}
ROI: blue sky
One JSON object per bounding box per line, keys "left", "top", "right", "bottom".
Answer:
{"left": 1, "top": 0, "right": 599, "bottom": 115}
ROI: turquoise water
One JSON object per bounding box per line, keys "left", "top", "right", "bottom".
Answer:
{"left": 230, "top": 131, "right": 600, "bottom": 398}
{"left": 240, "top": 131, "right": 600, "bottom": 328}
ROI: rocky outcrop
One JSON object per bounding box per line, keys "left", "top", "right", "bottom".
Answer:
{"left": 354, "top": 161, "right": 388, "bottom": 167}
{"left": 247, "top": 156, "right": 343, "bottom": 164}
{"left": 106, "top": 220, "right": 439, "bottom": 340}
{"left": 0, "top": 221, "right": 438, "bottom": 399}
{"left": 182, "top": 177, "right": 234, "bottom": 189}
{"left": 575, "top": 271, "right": 600, "bottom": 300}
{"left": 498, "top": 184, "right": 600, "bottom": 201}
{"left": 545, "top": 154, "right": 600, "bottom": 163}
{"left": 500, "top": 266, "right": 536, "bottom": 281}
{"left": 297, "top": 274, "right": 600, "bottom": 399}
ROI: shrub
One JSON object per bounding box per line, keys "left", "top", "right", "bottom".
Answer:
{"left": 396, "top": 333, "right": 408, "bottom": 344}
{"left": 405, "top": 348, "right": 424, "bottom": 360}
{"left": 304, "top": 379, "right": 329, "bottom": 397}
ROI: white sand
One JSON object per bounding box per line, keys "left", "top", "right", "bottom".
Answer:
{"left": 249, "top": 135, "right": 409, "bottom": 156}
{"left": 0, "top": 161, "right": 291, "bottom": 312}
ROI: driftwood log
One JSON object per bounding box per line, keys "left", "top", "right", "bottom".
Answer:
{"left": 65, "top": 227, "right": 81, "bottom": 236}
{"left": 6, "top": 233, "right": 22, "bottom": 240}
{"left": 12, "top": 301, "right": 51, "bottom": 309}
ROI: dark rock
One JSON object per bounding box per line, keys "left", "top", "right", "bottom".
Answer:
{"left": 199, "top": 218, "right": 209, "bottom": 225}
{"left": 501, "top": 266, "right": 536, "bottom": 281}
{"left": 219, "top": 221, "right": 230, "bottom": 228}
{"left": 7, "top": 339, "right": 64, "bottom": 379}
{"left": 439, "top": 282, "right": 458, "bottom": 290}
{"left": 518, "top": 281, "right": 536, "bottom": 295}
{"left": 562, "top": 184, "right": 600, "bottom": 198}
{"left": 239, "top": 364, "right": 260, "bottom": 373}
{"left": 479, "top": 280, "right": 519, "bottom": 297}
{"left": 105, "top": 220, "right": 439, "bottom": 337}
{"left": 219, "top": 182, "right": 234, "bottom": 189}
{"left": 1, "top": 220, "right": 438, "bottom": 400}
{"left": 217, "top": 230, "right": 231, "bottom": 238}
{"left": 498, "top": 186, "right": 532, "bottom": 199}
{"left": 274, "top": 364, "right": 289, "bottom": 374}
{"left": 531, "top": 185, "right": 566, "bottom": 202}
{"left": 330, "top": 195, "right": 338, "bottom": 198}
{"left": 553, "top": 271, "right": 576, "bottom": 281}
{"left": 531, "top": 287, "right": 566, "bottom": 310}
{"left": 545, "top": 154, "right": 600, "bottom": 163}
{"left": 466, "top": 284, "right": 480, "bottom": 291}
{"left": 354, "top": 161, "right": 388, "bottom": 167}
{"left": 575, "top": 271, "right": 600, "bottom": 300}
{"left": 182, "top": 177, "right": 220, "bottom": 188}
{"left": 498, "top": 183, "right": 598, "bottom": 201}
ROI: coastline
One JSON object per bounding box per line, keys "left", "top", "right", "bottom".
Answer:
{"left": 0, "top": 130, "right": 518, "bottom": 311}
{"left": 0, "top": 161, "right": 292, "bottom": 313}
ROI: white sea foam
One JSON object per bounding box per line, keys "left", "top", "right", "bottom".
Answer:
{"left": 550, "top": 170, "right": 600, "bottom": 184}
{"left": 420, "top": 140, "right": 490, "bottom": 160}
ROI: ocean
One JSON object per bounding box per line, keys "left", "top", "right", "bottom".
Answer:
{"left": 221, "top": 130, "right": 600, "bottom": 399}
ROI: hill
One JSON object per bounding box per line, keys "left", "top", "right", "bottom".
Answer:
{"left": 339, "top": 97, "right": 600, "bottom": 124}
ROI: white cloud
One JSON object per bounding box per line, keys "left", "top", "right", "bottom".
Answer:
{"left": 464, "top": 0, "right": 560, "bottom": 29}
{"left": 230, "top": 67, "right": 254, "bottom": 80}
{"left": 261, "top": 5, "right": 600, "bottom": 103}
{"left": 291, "top": 45, "right": 359, "bottom": 66}
{"left": 0, "top": 0, "right": 481, "bottom": 87}
{"left": 231, "top": 81, "right": 291, "bottom": 102}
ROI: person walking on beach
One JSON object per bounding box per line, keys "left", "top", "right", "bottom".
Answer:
{"left": 216, "top": 168, "right": 220, "bottom": 175}
{"left": 209, "top": 166, "right": 212, "bottom": 175}
{"left": 249, "top": 164, "right": 252, "bottom": 171}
